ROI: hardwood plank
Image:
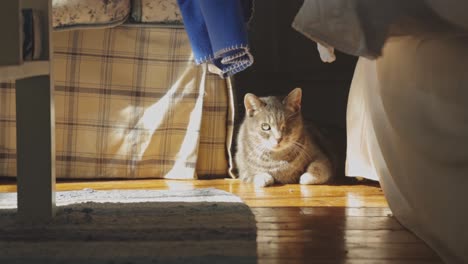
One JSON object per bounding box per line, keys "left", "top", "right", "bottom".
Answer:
{"left": 257, "top": 230, "right": 422, "bottom": 244}
{"left": 257, "top": 242, "right": 440, "bottom": 259}
{"left": 252, "top": 207, "right": 393, "bottom": 217}
{"left": 0, "top": 179, "right": 389, "bottom": 208}
{"left": 258, "top": 259, "right": 442, "bottom": 264}
{"left": 256, "top": 217, "right": 403, "bottom": 231}
{"left": 243, "top": 196, "right": 388, "bottom": 208}
{"left": 0, "top": 178, "right": 442, "bottom": 262}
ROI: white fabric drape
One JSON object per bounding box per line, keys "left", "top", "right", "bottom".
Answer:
{"left": 292, "top": 0, "right": 468, "bottom": 262}
{"left": 346, "top": 35, "right": 468, "bottom": 263}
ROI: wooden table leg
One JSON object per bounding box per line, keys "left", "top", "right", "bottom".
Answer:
{"left": 15, "top": 75, "right": 55, "bottom": 221}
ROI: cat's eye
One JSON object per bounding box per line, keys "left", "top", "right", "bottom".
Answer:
{"left": 261, "top": 123, "right": 271, "bottom": 131}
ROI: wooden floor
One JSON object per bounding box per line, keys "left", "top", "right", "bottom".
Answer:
{"left": 0, "top": 178, "right": 443, "bottom": 263}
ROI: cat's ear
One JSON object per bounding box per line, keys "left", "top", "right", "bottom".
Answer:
{"left": 244, "top": 93, "right": 265, "bottom": 117}
{"left": 283, "top": 87, "right": 302, "bottom": 113}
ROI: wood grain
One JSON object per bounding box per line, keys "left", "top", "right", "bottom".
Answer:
{"left": 0, "top": 178, "right": 443, "bottom": 263}
{"left": 1, "top": 178, "right": 387, "bottom": 208}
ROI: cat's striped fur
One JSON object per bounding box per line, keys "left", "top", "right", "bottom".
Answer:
{"left": 235, "top": 88, "right": 332, "bottom": 187}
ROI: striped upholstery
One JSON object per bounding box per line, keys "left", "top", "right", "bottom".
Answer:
{"left": 0, "top": 26, "right": 234, "bottom": 179}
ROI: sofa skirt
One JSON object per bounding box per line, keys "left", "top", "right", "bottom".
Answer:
{"left": 0, "top": 26, "right": 234, "bottom": 179}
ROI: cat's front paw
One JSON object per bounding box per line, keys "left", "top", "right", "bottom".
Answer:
{"left": 253, "top": 173, "right": 275, "bottom": 188}
{"left": 301, "top": 160, "right": 332, "bottom": 185}
{"left": 300, "top": 172, "right": 329, "bottom": 185}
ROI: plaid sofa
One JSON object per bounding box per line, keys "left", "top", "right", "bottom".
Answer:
{"left": 0, "top": 26, "right": 235, "bottom": 179}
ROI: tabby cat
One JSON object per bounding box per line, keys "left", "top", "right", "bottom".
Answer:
{"left": 235, "top": 88, "right": 333, "bottom": 187}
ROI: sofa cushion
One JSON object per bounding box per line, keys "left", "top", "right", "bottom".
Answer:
{"left": 52, "top": 0, "right": 131, "bottom": 30}
{"left": 130, "top": 0, "right": 183, "bottom": 26}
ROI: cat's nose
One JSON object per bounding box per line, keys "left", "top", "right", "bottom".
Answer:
{"left": 276, "top": 137, "right": 283, "bottom": 144}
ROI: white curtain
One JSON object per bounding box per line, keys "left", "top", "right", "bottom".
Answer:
{"left": 346, "top": 35, "right": 468, "bottom": 263}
